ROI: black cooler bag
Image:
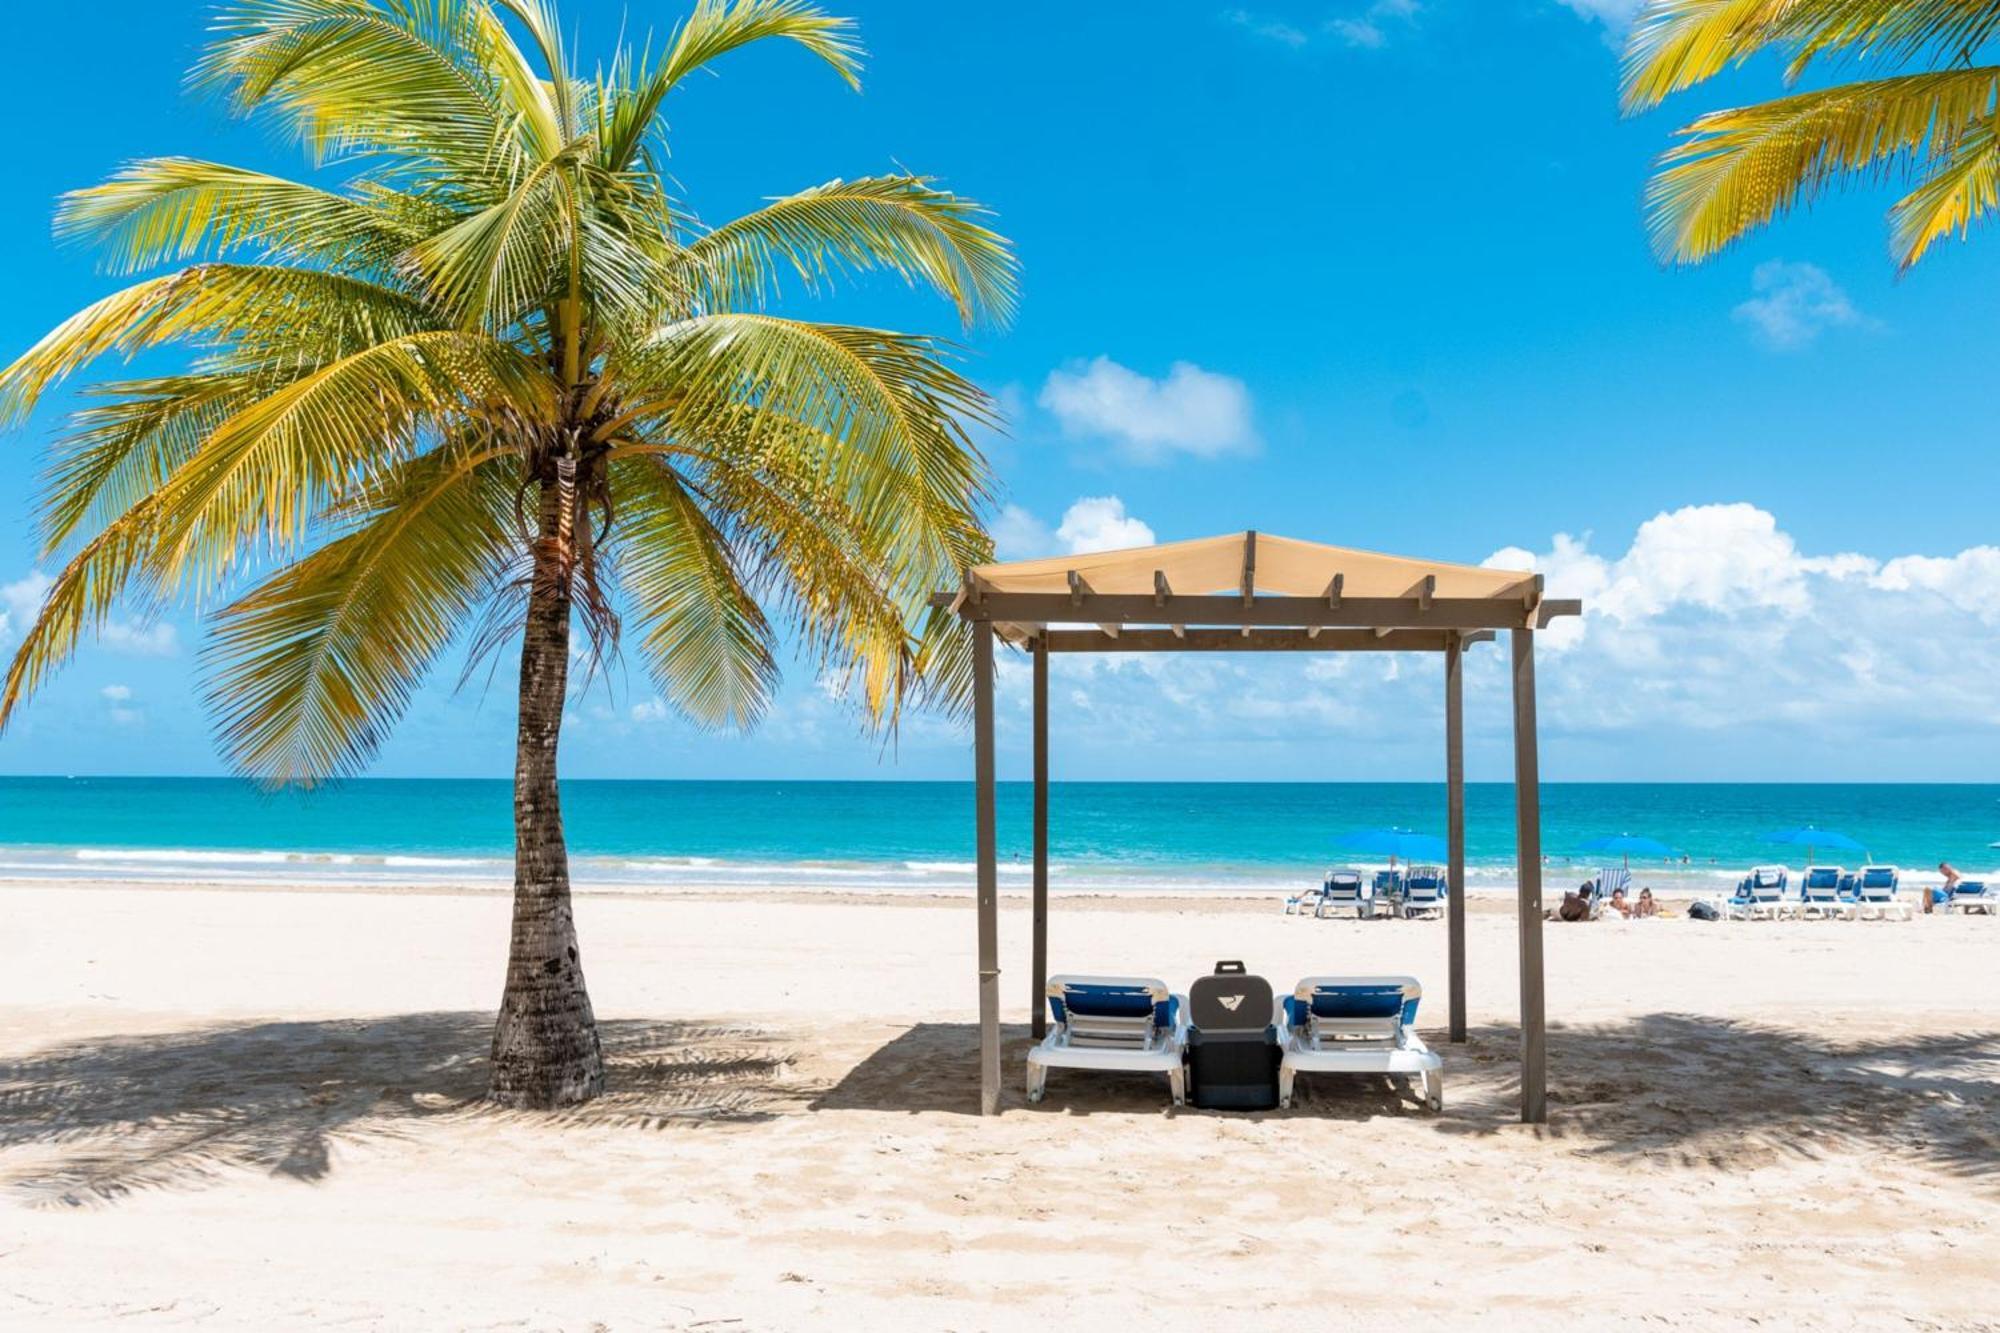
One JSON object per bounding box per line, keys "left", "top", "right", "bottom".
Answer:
{"left": 1185, "top": 961, "right": 1281, "bottom": 1111}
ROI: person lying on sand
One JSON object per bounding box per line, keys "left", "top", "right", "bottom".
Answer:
{"left": 1633, "top": 886, "right": 1659, "bottom": 918}
{"left": 1551, "top": 889, "right": 1591, "bottom": 922}
{"left": 1607, "top": 886, "right": 1632, "bottom": 918}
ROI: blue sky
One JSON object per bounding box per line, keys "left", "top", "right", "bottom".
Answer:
{"left": 3, "top": 0, "right": 1998, "bottom": 782}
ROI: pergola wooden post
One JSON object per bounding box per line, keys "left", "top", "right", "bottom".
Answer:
{"left": 952, "top": 532, "right": 1575, "bottom": 1125}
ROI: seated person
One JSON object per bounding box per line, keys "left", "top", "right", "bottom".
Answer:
{"left": 1551, "top": 888, "right": 1591, "bottom": 922}
{"left": 1633, "top": 886, "right": 1660, "bottom": 918}
{"left": 1931, "top": 861, "right": 1962, "bottom": 915}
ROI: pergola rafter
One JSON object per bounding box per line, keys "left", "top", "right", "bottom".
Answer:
{"left": 949, "top": 531, "right": 1582, "bottom": 1124}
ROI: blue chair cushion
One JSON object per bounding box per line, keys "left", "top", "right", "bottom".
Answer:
{"left": 1049, "top": 985, "right": 1175, "bottom": 1030}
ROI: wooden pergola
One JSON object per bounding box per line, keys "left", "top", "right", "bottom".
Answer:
{"left": 940, "top": 531, "right": 1583, "bottom": 1123}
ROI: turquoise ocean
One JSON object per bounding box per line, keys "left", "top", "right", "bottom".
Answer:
{"left": 1, "top": 777, "right": 1995, "bottom": 896}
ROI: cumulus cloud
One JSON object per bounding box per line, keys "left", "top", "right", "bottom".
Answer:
{"left": 1, "top": 571, "right": 54, "bottom": 642}
{"left": 968, "top": 503, "right": 2000, "bottom": 779}
{"left": 1038, "top": 357, "right": 1257, "bottom": 463}
{"left": 1056, "top": 497, "right": 1156, "bottom": 554}
{"left": 1733, "top": 260, "right": 1873, "bottom": 350}
{"left": 99, "top": 621, "right": 179, "bottom": 656}
{"left": 990, "top": 497, "right": 1155, "bottom": 561}
{"left": 100, "top": 684, "right": 132, "bottom": 702}
{"left": 630, "top": 698, "right": 670, "bottom": 723}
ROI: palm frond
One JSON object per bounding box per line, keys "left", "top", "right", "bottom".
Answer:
{"left": 202, "top": 443, "right": 517, "bottom": 784}
{"left": 0, "top": 503, "right": 169, "bottom": 732}
{"left": 148, "top": 330, "right": 545, "bottom": 586}
{"left": 1890, "top": 118, "right": 2000, "bottom": 264}
{"left": 1646, "top": 66, "right": 2000, "bottom": 261}
{"left": 0, "top": 264, "right": 440, "bottom": 425}
{"left": 55, "top": 158, "right": 427, "bottom": 276}
{"left": 193, "top": 0, "right": 525, "bottom": 167}
{"left": 607, "top": 455, "right": 778, "bottom": 729}
{"left": 597, "top": 0, "right": 862, "bottom": 171}
{"left": 683, "top": 176, "right": 1018, "bottom": 328}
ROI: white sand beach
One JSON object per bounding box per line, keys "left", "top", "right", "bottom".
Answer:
{"left": 1, "top": 878, "right": 1996, "bottom": 1331}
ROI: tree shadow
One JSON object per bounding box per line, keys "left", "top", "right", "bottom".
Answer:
{"left": 813, "top": 1016, "right": 2000, "bottom": 1185}
{"left": 0, "top": 1012, "right": 799, "bottom": 1209}
{"left": 1446, "top": 1012, "right": 2000, "bottom": 1186}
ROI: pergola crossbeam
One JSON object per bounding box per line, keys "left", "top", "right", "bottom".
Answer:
{"left": 948, "top": 592, "right": 1580, "bottom": 630}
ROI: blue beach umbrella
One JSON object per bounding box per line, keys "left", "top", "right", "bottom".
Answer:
{"left": 1577, "top": 833, "right": 1678, "bottom": 870}
{"left": 1336, "top": 827, "right": 1448, "bottom": 865}
{"left": 1764, "top": 825, "right": 1867, "bottom": 865}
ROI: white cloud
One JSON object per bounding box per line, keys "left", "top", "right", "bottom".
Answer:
{"left": 1329, "top": 0, "right": 1418, "bottom": 48}
{"left": 1, "top": 570, "right": 54, "bottom": 642}
{"left": 630, "top": 698, "right": 670, "bottom": 723}
{"left": 966, "top": 503, "right": 2000, "bottom": 779}
{"left": 992, "top": 497, "right": 1156, "bottom": 560}
{"left": 1224, "top": 8, "right": 1308, "bottom": 46}
{"left": 1733, "top": 260, "right": 1873, "bottom": 350}
{"left": 1056, "top": 497, "right": 1156, "bottom": 554}
{"left": 1038, "top": 357, "right": 1257, "bottom": 463}
{"left": 100, "top": 684, "right": 132, "bottom": 702}
{"left": 99, "top": 621, "right": 179, "bottom": 657}
{"left": 991, "top": 504, "right": 1055, "bottom": 560}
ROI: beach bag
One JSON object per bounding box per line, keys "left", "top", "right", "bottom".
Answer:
{"left": 1688, "top": 900, "right": 1719, "bottom": 922}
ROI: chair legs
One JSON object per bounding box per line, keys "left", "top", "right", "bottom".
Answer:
{"left": 1025, "top": 1061, "right": 1047, "bottom": 1104}
{"left": 1277, "top": 1064, "right": 1296, "bottom": 1110}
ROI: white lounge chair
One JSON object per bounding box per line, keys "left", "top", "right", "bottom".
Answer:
{"left": 1401, "top": 865, "right": 1447, "bottom": 919}
{"left": 1851, "top": 866, "right": 1912, "bottom": 921}
{"left": 1727, "top": 865, "right": 1790, "bottom": 920}
{"left": 1797, "top": 865, "right": 1854, "bottom": 920}
{"left": 1282, "top": 882, "right": 1320, "bottom": 916}
{"left": 1315, "top": 869, "right": 1372, "bottom": 920}
{"left": 1277, "top": 976, "right": 1442, "bottom": 1112}
{"left": 1026, "top": 975, "right": 1187, "bottom": 1106}
{"left": 1589, "top": 866, "right": 1631, "bottom": 919}
{"left": 1948, "top": 877, "right": 1997, "bottom": 915}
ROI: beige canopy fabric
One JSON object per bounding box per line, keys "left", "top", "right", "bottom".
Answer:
{"left": 968, "top": 531, "right": 1537, "bottom": 601}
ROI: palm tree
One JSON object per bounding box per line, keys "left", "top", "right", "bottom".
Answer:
{"left": 0, "top": 0, "right": 1015, "bottom": 1108}
{"left": 1624, "top": 1, "right": 2000, "bottom": 269}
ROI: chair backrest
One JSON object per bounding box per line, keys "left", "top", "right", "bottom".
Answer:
{"left": 1745, "top": 865, "right": 1788, "bottom": 901}
{"left": 1286, "top": 976, "right": 1421, "bottom": 1043}
{"left": 1593, "top": 867, "right": 1631, "bottom": 899}
{"left": 1856, "top": 866, "right": 1899, "bottom": 899}
{"left": 1801, "top": 865, "right": 1844, "bottom": 898}
{"left": 1373, "top": 868, "right": 1403, "bottom": 894}
{"left": 1404, "top": 866, "right": 1446, "bottom": 901}
{"left": 1046, "top": 975, "right": 1175, "bottom": 1047}
{"left": 1323, "top": 869, "right": 1365, "bottom": 899}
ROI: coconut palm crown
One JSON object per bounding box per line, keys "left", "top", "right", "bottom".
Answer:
{"left": 0, "top": 0, "right": 1016, "bottom": 1107}
{"left": 1625, "top": 0, "right": 2000, "bottom": 269}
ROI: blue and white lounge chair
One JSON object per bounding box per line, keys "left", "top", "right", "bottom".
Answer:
{"left": 1797, "top": 865, "right": 1854, "bottom": 920}
{"left": 1027, "top": 975, "right": 1187, "bottom": 1106}
{"left": 1851, "top": 865, "right": 1912, "bottom": 921}
{"left": 1589, "top": 866, "right": 1631, "bottom": 919}
{"left": 1278, "top": 976, "right": 1441, "bottom": 1112}
{"left": 1401, "top": 865, "right": 1447, "bottom": 919}
{"left": 1315, "top": 869, "right": 1372, "bottom": 920}
{"left": 1727, "top": 865, "right": 1790, "bottom": 920}
{"left": 1283, "top": 881, "right": 1320, "bottom": 916}
{"left": 1947, "top": 877, "right": 1997, "bottom": 915}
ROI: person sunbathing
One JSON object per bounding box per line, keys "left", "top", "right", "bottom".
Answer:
{"left": 1607, "top": 886, "right": 1633, "bottom": 918}
{"left": 1633, "top": 886, "right": 1660, "bottom": 918}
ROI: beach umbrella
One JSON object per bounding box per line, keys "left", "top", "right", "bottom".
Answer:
{"left": 1577, "top": 833, "right": 1678, "bottom": 870}
{"left": 1764, "top": 825, "right": 1866, "bottom": 865}
{"left": 1335, "top": 827, "right": 1447, "bottom": 865}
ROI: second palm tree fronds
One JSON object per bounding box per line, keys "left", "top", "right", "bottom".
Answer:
{"left": 0, "top": 0, "right": 1017, "bottom": 1108}
{"left": 1625, "top": 1, "right": 2000, "bottom": 268}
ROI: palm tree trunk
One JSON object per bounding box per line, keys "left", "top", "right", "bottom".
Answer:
{"left": 489, "top": 465, "right": 604, "bottom": 1107}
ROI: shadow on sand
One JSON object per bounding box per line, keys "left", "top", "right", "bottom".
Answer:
{"left": 813, "top": 1014, "right": 2000, "bottom": 1184}
{"left": 5, "top": 1009, "right": 1993, "bottom": 1207}
{"left": 0, "top": 1012, "right": 798, "bottom": 1208}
